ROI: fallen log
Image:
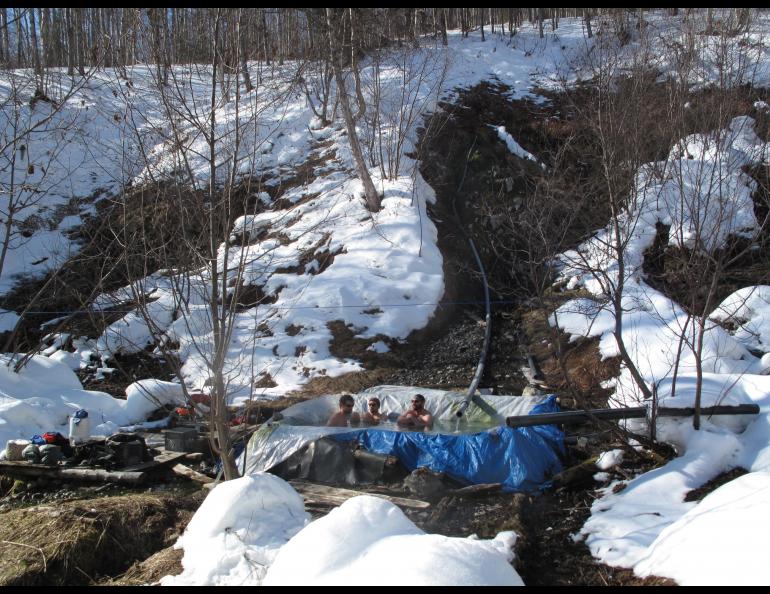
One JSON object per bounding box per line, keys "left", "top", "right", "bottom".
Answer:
{"left": 289, "top": 479, "right": 431, "bottom": 510}
{"left": 450, "top": 482, "right": 502, "bottom": 497}
{"left": 171, "top": 464, "right": 214, "bottom": 485}
{"left": 0, "top": 461, "right": 146, "bottom": 485}
{"left": 506, "top": 404, "right": 761, "bottom": 428}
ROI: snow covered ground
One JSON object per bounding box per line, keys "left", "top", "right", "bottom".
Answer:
{"left": 546, "top": 16, "right": 770, "bottom": 586}
{"left": 0, "top": 15, "right": 599, "bottom": 405}
{"left": 162, "top": 472, "right": 522, "bottom": 586}
{"left": 556, "top": 109, "right": 770, "bottom": 581}
{"left": 3, "top": 11, "right": 770, "bottom": 586}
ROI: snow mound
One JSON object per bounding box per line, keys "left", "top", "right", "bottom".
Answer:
{"left": 489, "top": 124, "right": 543, "bottom": 167}
{"left": 0, "top": 355, "right": 188, "bottom": 447}
{"left": 263, "top": 495, "right": 523, "bottom": 586}
{"left": 711, "top": 286, "right": 770, "bottom": 354}
{"left": 162, "top": 473, "right": 310, "bottom": 586}
{"left": 635, "top": 471, "right": 770, "bottom": 586}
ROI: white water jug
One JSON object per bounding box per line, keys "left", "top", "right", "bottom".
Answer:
{"left": 69, "top": 409, "right": 91, "bottom": 445}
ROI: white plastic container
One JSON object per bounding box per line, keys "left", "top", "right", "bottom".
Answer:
{"left": 69, "top": 413, "right": 91, "bottom": 445}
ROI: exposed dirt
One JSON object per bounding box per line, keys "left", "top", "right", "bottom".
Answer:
{"left": 515, "top": 487, "right": 675, "bottom": 586}
{"left": 0, "top": 483, "right": 204, "bottom": 586}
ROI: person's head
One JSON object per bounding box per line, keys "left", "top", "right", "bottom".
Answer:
{"left": 411, "top": 394, "right": 425, "bottom": 411}
{"left": 339, "top": 394, "right": 355, "bottom": 413}
{"left": 368, "top": 397, "right": 381, "bottom": 412}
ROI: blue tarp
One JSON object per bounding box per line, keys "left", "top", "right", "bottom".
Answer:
{"left": 331, "top": 395, "right": 565, "bottom": 492}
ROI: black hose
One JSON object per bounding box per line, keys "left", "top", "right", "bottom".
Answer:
{"left": 457, "top": 237, "right": 492, "bottom": 417}
{"left": 449, "top": 135, "right": 493, "bottom": 418}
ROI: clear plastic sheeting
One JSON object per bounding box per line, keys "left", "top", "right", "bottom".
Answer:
{"left": 275, "top": 386, "right": 543, "bottom": 428}
{"left": 243, "top": 386, "right": 565, "bottom": 492}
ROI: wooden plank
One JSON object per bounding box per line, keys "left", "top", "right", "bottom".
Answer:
{"left": 289, "top": 480, "right": 431, "bottom": 510}
{"left": 172, "top": 464, "right": 214, "bottom": 485}
{"left": 122, "top": 451, "right": 187, "bottom": 473}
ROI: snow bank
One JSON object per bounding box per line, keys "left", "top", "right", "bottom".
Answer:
{"left": 0, "top": 68, "right": 163, "bottom": 295}
{"left": 711, "top": 286, "right": 770, "bottom": 354}
{"left": 579, "top": 424, "right": 743, "bottom": 568}
{"left": 96, "top": 293, "right": 178, "bottom": 358}
{"left": 0, "top": 355, "right": 187, "bottom": 446}
{"left": 635, "top": 471, "right": 770, "bottom": 586}
{"left": 554, "top": 115, "right": 769, "bottom": 406}
{"left": 263, "top": 495, "right": 523, "bottom": 586}
{"left": 123, "top": 379, "right": 187, "bottom": 421}
{"left": 162, "top": 473, "right": 310, "bottom": 586}
{"left": 552, "top": 80, "right": 770, "bottom": 584}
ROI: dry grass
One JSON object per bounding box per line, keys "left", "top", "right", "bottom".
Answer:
{"left": 520, "top": 304, "right": 620, "bottom": 408}
{"left": 0, "top": 491, "right": 203, "bottom": 586}
{"left": 287, "top": 368, "right": 397, "bottom": 398}
{"left": 101, "top": 545, "right": 183, "bottom": 586}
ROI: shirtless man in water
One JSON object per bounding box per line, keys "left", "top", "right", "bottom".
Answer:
{"left": 362, "top": 397, "right": 386, "bottom": 425}
{"left": 397, "top": 393, "right": 433, "bottom": 429}
{"left": 326, "top": 394, "right": 361, "bottom": 427}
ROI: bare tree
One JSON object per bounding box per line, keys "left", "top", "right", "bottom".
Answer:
{"left": 325, "top": 8, "right": 381, "bottom": 212}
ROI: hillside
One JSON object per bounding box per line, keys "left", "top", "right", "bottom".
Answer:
{"left": 2, "top": 9, "right": 770, "bottom": 586}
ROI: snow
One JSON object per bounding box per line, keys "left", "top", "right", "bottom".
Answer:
{"left": 263, "top": 495, "right": 523, "bottom": 586}
{"left": 634, "top": 471, "right": 770, "bottom": 586}
{"left": 596, "top": 449, "right": 624, "bottom": 471}
{"left": 489, "top": 124, "right": 544, "bottom": 167}
{"left": 579, "top": 424, "right": 744, "bottom": 568}
{"left": 84, "top": 22, "right": 609, "bottom": 402}
{"left": 552, "top": 110, "right": 770, "bottom": 582}
{"left": 544, "top": 17, "right": 770, "bottom": 583}
{"left": 162, "top": 473, "right": 310, "bottom": 586}
{"left": 2, "top": 10, "right": 770, "bottom": 586}
{"left": 162, "top": 477, "right": 521, "bottom": 586}
{"left": 0, "top": 355, "right": 187, "bottom": 447}
{"left": 711, "top": 286, "right": 770, "bottom": 353}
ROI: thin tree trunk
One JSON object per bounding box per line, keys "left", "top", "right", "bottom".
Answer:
{"left": 207, "top": 10, "right": 239, "bottom": 482}
{"left": 76, "top": 8, "right": 86, "bottom": 76}
{"left": 29, "top": 9, "right": 42, "bottom": 90}
{"left": 441, "top": 8, "right": 448, "bottom": 46}
{"left": 584, "top": 9, "right": 593, "bottom": 38}
{"left": 260, "top": 10, "right": 270, "bottom": 65}
{"left": 66, "top": 8, "right": 75, "bottom": 75}
{"left": 238, "top": 10, "right": 253, "bottom": 93}
{"left": 538, "top": 8, "right": 544, "bottom": 39}
{"left": 14, "top": 8, "right": 24, "bottom": 67}
{"left": 326, "top": 8, "right": 380, "bottom": 212}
